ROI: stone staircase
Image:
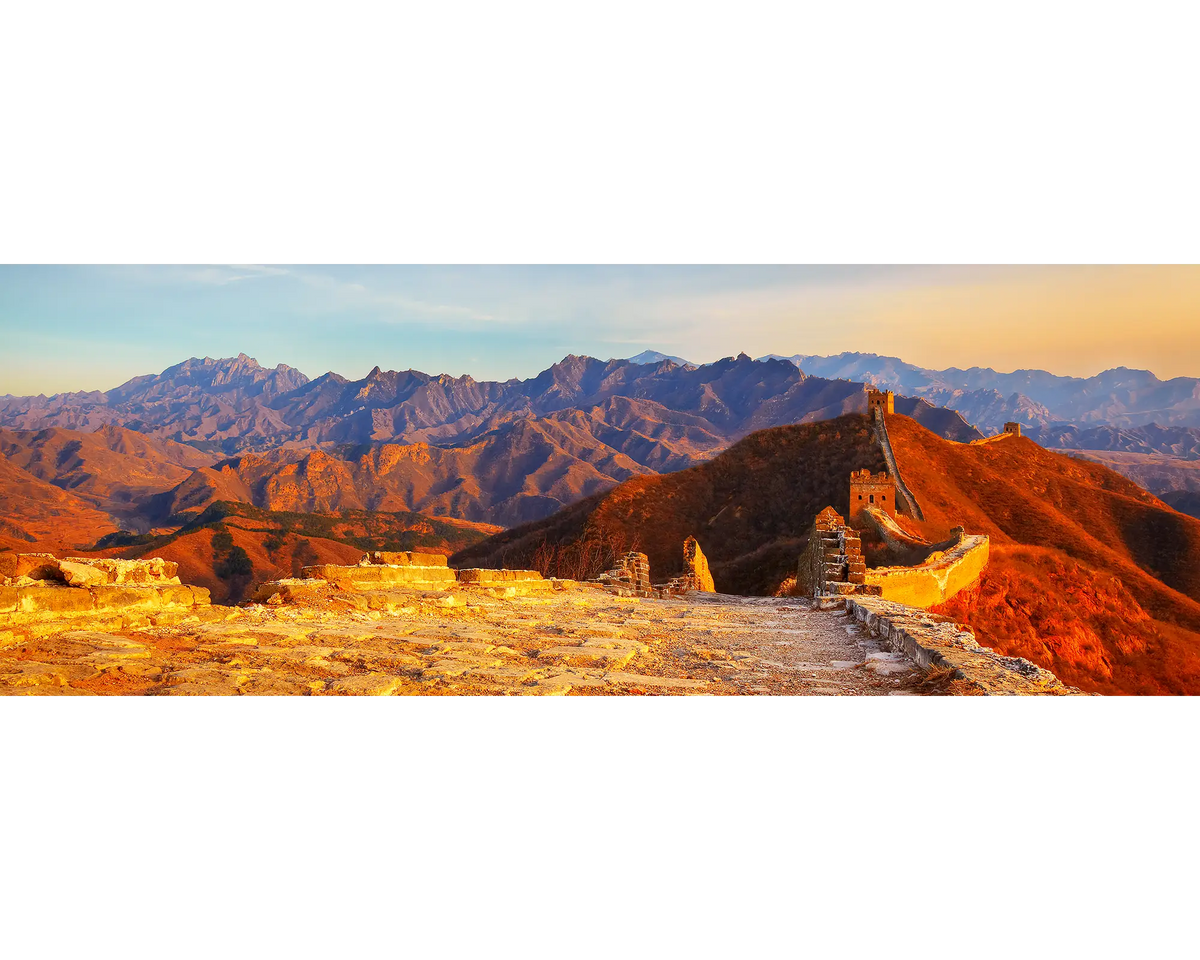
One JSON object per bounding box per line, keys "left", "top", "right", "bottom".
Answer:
{"left": 797, "top": 507, "right": 881, "bottom": 600}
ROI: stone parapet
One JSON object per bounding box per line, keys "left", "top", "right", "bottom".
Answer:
{"left": 845, "top": 595, "right": 1081, "bottom": 695}
{"left": 591, "top": 552, "right": 653, "bottom": 597}
{"left": 253, "top": 578, "right": 337, "bottom": 605}
{"left": 797, "top": 507, "right": 876, "bottom": 598}
{"left": 682, "top": 537, "right": 715, "bottom": 592}
{"left": 864, "top": 535, "right": 990, "bottom": 608}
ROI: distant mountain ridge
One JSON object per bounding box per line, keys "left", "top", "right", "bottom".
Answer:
{"left": 0, "top": 351, "right": 980, "bottom": 457}
{"left": 7, "top": 348, "right": 1198, "bottom": 532}
{"left": 0, "top": 351, "right": 987, "bottom": 528}
{"left": 764, "top": 351, "right": 1200, "bottom": 440}
{"left": 624, "top": 350, "right": 695, "bottom": 366}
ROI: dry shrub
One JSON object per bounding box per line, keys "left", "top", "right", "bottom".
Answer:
{"left": 914, "top": 664, "right": 961, "bottom": 695}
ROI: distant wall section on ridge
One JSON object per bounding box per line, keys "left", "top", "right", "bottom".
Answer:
{"left": 871, "top": 405, "right": 924, "bottom": 521}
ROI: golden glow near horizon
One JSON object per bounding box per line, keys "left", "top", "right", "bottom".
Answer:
{"left": 674, "top": 265, "right": 1200, "bottom": 380}
{"left": 2, "top": 265, "right": 1198, "bottom": 395}
{"left": 842, "top": 266, "right": 1200, "bottom": 378}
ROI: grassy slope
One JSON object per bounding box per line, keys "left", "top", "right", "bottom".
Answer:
{"left": 0, "top": 451, "right": 118, "bottom": 550}
{"left": 885, "top": 416, "right": 1200, "bottom": 694}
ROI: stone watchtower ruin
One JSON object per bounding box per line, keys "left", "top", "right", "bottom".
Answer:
{"left": 849, "top": 468, "right": 896, "bottom": 522}
{"left": 867, "top": 388, "right": 895, "bottom": 416}
{"left": 1003, "top": 421, "right": 1022, "bottom": 437}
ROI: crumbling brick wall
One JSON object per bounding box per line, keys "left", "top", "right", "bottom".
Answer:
{"left": 796, "top": 507, "right": 873, "bottom": 598}
{"left": 591, "top": 552, "right": 652, "bottom": 597}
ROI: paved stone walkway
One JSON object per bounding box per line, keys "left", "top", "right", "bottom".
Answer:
{"left": 0, "top": 587, "right": 925, "bottom": 696}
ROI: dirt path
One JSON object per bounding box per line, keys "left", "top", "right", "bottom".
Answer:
{"left": 656, "top": 594, "right": 924, "bottom": 696}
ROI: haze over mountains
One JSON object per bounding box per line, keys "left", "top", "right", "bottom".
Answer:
{"left": 752, "top": 352, "right": 1200, "bottom": 442}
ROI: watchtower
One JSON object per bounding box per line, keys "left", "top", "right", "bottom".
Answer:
{"left": 849, "top": 468, "right": 896, "bottom": 522}
{"left": 867, "top": 388, "right": 895, "bottom": 416}
{"left": 1003, "top": 422, "right": 1022, "bottom": 437}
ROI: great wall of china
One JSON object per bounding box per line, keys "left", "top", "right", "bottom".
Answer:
{"left": 0, "top": 396, "right": 1077, "bottom": 695}
{"left": 795, "top": 390, "right": 1078, "bottom": 694}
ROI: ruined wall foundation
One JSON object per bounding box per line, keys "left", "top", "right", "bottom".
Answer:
{"left": 845, "top": 595, "right": 1081, "bottom": 695}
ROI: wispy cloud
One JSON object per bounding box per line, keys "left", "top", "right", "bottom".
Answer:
{"left": 223, "top": 264, "right": 291, "bottom": 282}
{"left": 113, "top": 264, "right": 504, "bottom": 326}
{"left": 110, "top": 264, "right": 290, "bottom": 287}
{"left": 285, "top": 267, "right": 501, "bottom": 326}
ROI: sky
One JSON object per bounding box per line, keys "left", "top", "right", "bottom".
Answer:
{"left": 1, "top": 265, "right": 1198, "bottom": 395}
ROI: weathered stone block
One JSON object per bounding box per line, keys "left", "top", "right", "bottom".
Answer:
{"left": 157, "top": 585, "right": 201, "bottom": 607}
{"left": 2, "top": 553, "right": 61, "bottom": 582}
{"left": 363, "top": 551, "right": 448, "bottom": 567}
{"left": 17, "top": 585, "right": 96, "bottom": 615}
{"left": 0, "top": 585, "right": 20, "bottom": 613}
{"left": 456, "top": 568, "right": 544, "bottom": 584}
{"left": 253, "top": 579, "right": 333, "bottom": 605}
{"left": 90, "top": 586, "right": 164, "bottom": 612}
{"left": 61, "top": 557, "right": 180, "bottom": 585}
{"left": 58, "top": 560, "right": 109, "bottom": 588}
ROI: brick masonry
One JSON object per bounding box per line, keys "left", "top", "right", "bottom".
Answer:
{"left": 797, "top": 507, "right": 881, "bottom": 599}
{"left": 592, "top": 552, "right": 653, "bottom": 597}
{"left": 845, "top": 595, "right": 1081, "bottom": 695}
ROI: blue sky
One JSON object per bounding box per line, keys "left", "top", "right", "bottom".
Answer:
{"left": 1, "top": 265, "right": 1197, "bottom": 395}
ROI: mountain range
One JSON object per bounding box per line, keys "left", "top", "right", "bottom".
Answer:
{"left": 757, "top": 351, "right": 1200, "bottom": 441}
{"left": 0, "top": 352, "right": 982, "bottom": 531}
{"left": 2, "top": 349, "right": 1198, "bottom": 542}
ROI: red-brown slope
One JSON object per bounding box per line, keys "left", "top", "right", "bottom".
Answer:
{"left": 885, "top": 415, "right": 1200, "bottom": 694}
{"left": 0, "top": 451, "right": 119, "bottom": 550}
{"left": 0, "top": 424, "right": 213, "bottom": 530}
{"left": 887, "top": 416, "right": 1200, "bottom": 612}
{"left": 162, "top": 420, "right": 654, "bottom": 527}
